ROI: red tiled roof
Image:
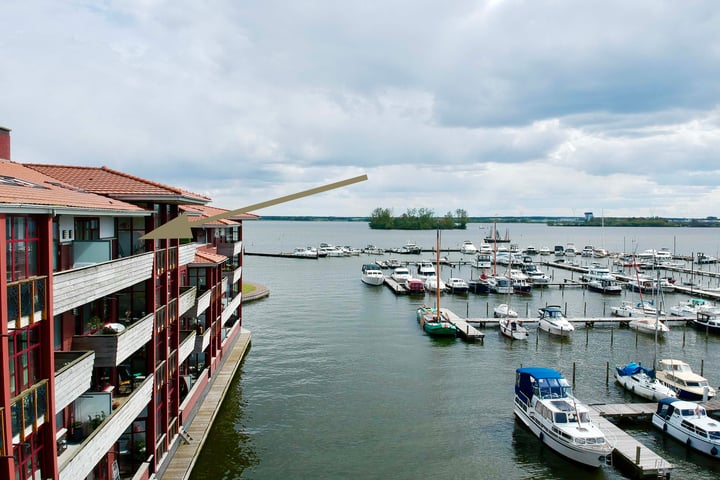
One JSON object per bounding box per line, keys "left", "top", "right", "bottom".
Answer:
{"left": 0, "top": 159, "right": 144, "bottom": 212}
{"left": 24, "top": 164, "right": 210, "bottom": 204}
{"left": 180, "top": 204, "right": 258, "bottom": 226}
{"left": 193, "top": 245, "right": 228, "bottom": 264}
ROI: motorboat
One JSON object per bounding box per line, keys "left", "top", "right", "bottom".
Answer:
{"left": 493, "top": 303, "right": 518, "bottom": 318}
{"left": 524, "top": 264, "right": 551, "bottom": 286}
{"left": 499, "top": 317, "right": 529, "bottom": 340}
{"left": 652, "top": 398, "right": 720, "bottom": 457}
{"left": 423, "top": 275, "right": 446, "bottom": 292}
{"left": 611, "top": 300, "right": 664, "bottom": 317}
{"left": 538, "top": 246, "right": 551, "bottom": 256}
{"left": 446, "top": 277, "right": 469, "bottom": 294}
{"left": 390, "top": 266, "right": 411, "bottom": 283}
{"left": 292, "top": 246, "right": 318, "bottom": 258}
{"left": 474, "top": 253, "right": 492, "bottom": 269}
{"left": 670, "top": 298, "right": 714, "bottom": 317}
{"left": 655, "top": 359, "right": 716, "bottom": 401}
{"left": 523, "top": 245, "right": 538, "bottom": 255}
{"left": 362, "top": 244, "right": 385, "bottom": 255}
{"left": 416, "top": 261, "right": 436, "bottom": 279}
{"left": 581, "top": 245, "right": 594, "bottom": 257}
{"left": 360, "top": 263, "right": 385, "bottom": 286}
{"left": 563, "top": 243, "right": 577, "bottom": 257}
{"left": 514, "top": 367, "right": 612, "bottom": 467}
{"left": 628, "top": 317, "right": 669, "bottom": 336}
{"left": 614, "top": 362, "right": 676, "bottom": 401}
{"left": 468, "top": 275, "right": 491, "bottom": 294}
{"left": 509, "top": 269, "right": 532, "bottom": 294}
{"left": 553, "top": 245, "right": 564, "bottom": 257}
{"left": 581, "top": 266, "right": 622, "bottom": 295}
{"left": 404, "top": 278, "right": 425, "bottom": 294}
{"left": 537, "top": 305, "right": 574, "bottom": 337}
{"left": 398, "top": 241, "right": 421, "bottom": 254}
{"left": 592, "top": 248, "right": 608, "bottom": 258}
{"left": 487, "top": 275, "right": 513, "bottom": 295}
{"left": 692, "top": 309, "right": 720, "bottom": 334}
{"left": 460, "top": 240, "right": 478, "bottom": 255}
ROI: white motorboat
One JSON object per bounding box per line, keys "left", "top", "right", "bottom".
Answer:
{"left": 493, "top": 303, "right": 518, "bottom": 318}
{"left": 360, "top": 263, "right": 385, "bottom": 286}
{"left": 670, "top": 298, "right": 714, "bottom": 317}
{"left": 537, "top": 305, "right": 575, "bottom": 337}
{"left": 538, "top": 246, "right": 551, "bottom": 256}
{"left": 460, "top": 240, "right": 478, "bottom": 255}
{"left": 423, "top": 275, "right": 446, "bottom": 292}
{"left": 487, "top": 275, "right": 513, "bottom": 294}
{"left": 416, "top": 261, "right": 436, "bottom": 279}
{"left": 611, "top": 300, "right": 664, "bottom": 317}
{"left": 564, "top": 243, "right": 577, "bottom": 257}
{"left": 514, "top": 367, "right": 612, "bottom": 467}
{"left": 499, "top": 317, "right": 529, "bottom": 340}
{"left": 523, "top": 263, "right": 551, "bottom": 286}
{"left": 446, "top": 277, "right": 469, "bottom": 294}
{"left": 693, "top": 309, "right": 720, "bottom": 334}
{"left": 390, "top": 266, "right": 411, "bottom": 283}
{"left": 581, "top": 266, "right": 622, "bottom": 295}
{"left": 614, "top": 362, "right": 676, "bottom": 401}
{"left": 655, "top": 359, "right": 716, "bottom": 401}
{"left": 628, "top": 317, "right": 670, "bottom": 336}
{"left": 653, "top": 398, "right": 720, "bottom": 457}
{"left": 292, "top": 246, "right": 318, "bottom": 258}
{"left": 509, "top": 269, "right": 532, "bottom": 294}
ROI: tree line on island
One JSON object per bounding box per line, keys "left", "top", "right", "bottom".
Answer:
{"left": 369, "top": 208, "right": 469, "bottom": 230}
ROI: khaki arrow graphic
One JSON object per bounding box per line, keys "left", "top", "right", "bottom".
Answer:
{"left": 141, "top": 174, "right": 368, "bottom": 240}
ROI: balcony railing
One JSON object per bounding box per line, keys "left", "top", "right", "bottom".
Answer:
{"left": 194, "top": 327, "right": 212, "bottom": 354}
{"left": 216, "top": 239, "right": 243, "bottom": 258}
{"left": 178, "top": 286, "right": 197, "bottom": 317}
{"left": 54, "top": 351, "right": 95, "bottom": 414}
{"left": 53, "top": 243, "right": 201, "bottom": 316}
{"left": 221, "top": 291, "right": 242, "bottom": 324}
{"left": 71, "top": 313, "right": 154, "bottom": 368}
{"left": 58, "top": 375, "right": 154, "bottom": 480}
{"left": 6, "top": 276, "right": 46, "bottom": 329}
{"left": 179, "top": 330, "right": 197, "bottom": 364}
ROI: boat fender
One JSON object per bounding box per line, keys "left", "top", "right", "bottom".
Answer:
{"left": 663, "top": 423, "right": 667, "bottom": 433}
{"left": 539, "top": 432, "right": 544, "bottom": 442}
{"left": 631, "top": 385, "right": 635, "bottom": 393}
{"left": 712, "top": 446, "right": 718, "bottom": 456}
{"left": 686, "top": 438, "right": 691, "bottom": 447}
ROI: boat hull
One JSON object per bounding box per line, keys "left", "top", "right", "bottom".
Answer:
{"left": 513, "top": 403, "right": 610, "bottom": 468}
{"left": 614, "top": 370, "right": 675, "bottom": 401}
{"left": 652, "top": 414, "right": 720, "bottom": 457}
{"left": 538, "top": 319, "right": 574, "bottom": 337}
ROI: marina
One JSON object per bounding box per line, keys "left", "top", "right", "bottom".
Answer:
{"left": 193, "top": 222, "right": 720, "bottom": 480}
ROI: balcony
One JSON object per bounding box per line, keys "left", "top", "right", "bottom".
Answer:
{"left": 191, "top": 288, "right": 212, "bottom": 318}
{"left": 178, "top": 286, "right": 197, "bottom": 317}
{"left": 54, "top": 351, "right": 95, "bottom": 414}
{"left": 71, "top": 314, "right": 154, "bottom": 368}
{"left": 194, "top": 327, "right": 212, "bottom": 354}
{"left": 53, "top": 243, "right": 201, "bottom": 316}
{"left": 179, "top": 330, "right": 197, "bottom": 364}
{"left": 216, "top": 239, "right": 243, "bottom": 258}
{"left": 221, "top": 291, "right": 242, "bottom": 324}
{"left": 58, "top": 375, "right": 154, "bottom": 480}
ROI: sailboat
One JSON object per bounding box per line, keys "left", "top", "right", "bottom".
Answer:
{"left": 417, "top": 230, "right": 458, "bottom": 337}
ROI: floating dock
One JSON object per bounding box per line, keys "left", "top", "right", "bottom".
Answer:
{"left": 588, "top": 405, "right": 673, "bottom": 478}
{"left": 441, "top": 308, "right": 484, "bottom": 342}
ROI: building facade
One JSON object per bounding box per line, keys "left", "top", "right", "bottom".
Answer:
{"left": 0, "top": 127, "right": 252, "bottom": 479}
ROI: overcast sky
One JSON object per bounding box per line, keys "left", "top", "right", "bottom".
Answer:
{"left": 2, "top": 1, "right": 720, "bottom": 218}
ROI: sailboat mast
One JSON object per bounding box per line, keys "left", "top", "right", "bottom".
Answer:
{"left": 436, "top": 228, "right": 441, "bottom": 318}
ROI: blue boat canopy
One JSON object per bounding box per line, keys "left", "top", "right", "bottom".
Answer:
{"left": 515, "top": 367, "right": 570, "bottom": 404}
{"left": 616, "top": 362, "right": 655, "bottom": 378}
{"left": 516, "top": 367, "right": 563, "bottom": 379}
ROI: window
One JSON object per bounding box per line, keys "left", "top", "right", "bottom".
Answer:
{"left": 9, "top": 325, "right": 42, "bottom": 397}
{"left": 6, "top": 216, "right": 39, "bottom": 281}
{"left": 74, "top": 217, "right": 99, "bottom": 241}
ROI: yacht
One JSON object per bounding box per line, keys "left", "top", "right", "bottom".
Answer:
{"left": 390, "top": 266, "right": 411, "bottom": 283}
{"left": 615, "top": 362, "right": 676, "bottom": 401}
{"left": 653, "top": 398, "right": 720, "bottom": 457}
{"left": 581, "top": 266, "right": 622, "bottom": 295}
{"left": 523, "top": 263, "right": 551, "bottom": 286}
{"left": 537, "top": 305, "right": 574, "bottom": 337}
{"left": 514, "top": 367, "right": 612, "bottom": 467}
{"left": 564, "top": 243, "right": 577, "bottom": 257}
{"left": 655, "top": 359, "right": 716, "bottom": 401}
{"left": 460, "top": 240, "right": 478, "bottom": 255}
{"left": 446, "top": 277, "right": 469, "bottom": 294}
{"left": 670, "top": 298, "right": 714, "bottom": 317}
{"left": 416, "top": 261, "right": 436, "bottom": 279}
{"left": 360, "top": 263, "right": 385, "bottom": 286}
{"left": 487, "top": 275, "right": 513, "bottom": 295}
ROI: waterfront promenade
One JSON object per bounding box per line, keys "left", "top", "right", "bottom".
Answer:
{"left": 157, "top": 283, "right": 268, "bottom": 480}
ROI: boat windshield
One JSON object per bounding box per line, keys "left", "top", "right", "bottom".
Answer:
{"left": 534, "top": 377, "right": 572, "bottom": 399}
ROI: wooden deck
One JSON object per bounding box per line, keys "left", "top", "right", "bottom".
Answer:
{"left": 159, "top": 328, "right": 252, "bottom": 480}
{"left": 441, "top": 308, "right": 484, "bottom": 342}
{"left": 589, "top": 405, "right": 673, "bottom": 478}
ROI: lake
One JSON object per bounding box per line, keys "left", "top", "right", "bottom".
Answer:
{"left": 190, "top": 222, "right": 720, "bottom": 479}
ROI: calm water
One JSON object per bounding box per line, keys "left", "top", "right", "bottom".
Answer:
{"left": 191, "top": 222, "right": 720, "bottom": 480}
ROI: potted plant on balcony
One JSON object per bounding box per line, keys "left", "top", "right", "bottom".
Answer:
{"left": 88, "top": 315, "right": 104, "bottom": 334}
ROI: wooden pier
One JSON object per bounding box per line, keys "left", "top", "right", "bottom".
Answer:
{"left": 588, "top": 405, "right": 673, "bottom": 478}
{"left": 441, "top": 308, "right": 484, "bottom": 342}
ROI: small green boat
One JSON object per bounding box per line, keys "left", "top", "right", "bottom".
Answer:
{"left": 417, "top": 305, "right": 458, "bottom": 337}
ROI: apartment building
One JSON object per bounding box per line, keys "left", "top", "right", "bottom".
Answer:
{"left": 0, "top": 127, "right": 253, "bottom": 479}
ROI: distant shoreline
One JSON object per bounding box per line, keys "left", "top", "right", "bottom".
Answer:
{"left": 253, "top": 216, "right": 720, "bottom": 227}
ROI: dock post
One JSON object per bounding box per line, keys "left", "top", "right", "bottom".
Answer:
{"left": 585, "top": 328, "right": 588, "bottom": 346}
{"left": 606, "top": 362, "right": 609, "bottom": 385}
{"left": 466, "top": 304, "right": 469, "bottom": 317}
{"left": 701, "top": 359, "right": 704, "bottom": 376}
{"left": 635, "top": 445, "right": 641, "bottom": 465}
{"left": 683, "top": 328, "right": 686, "bottom": 348}
{"left": 572, "top": 362, "right": 576, "bottom": 388}
{"left": 610, "top": 327, "right": 614, "bottom": 346}
{"left": 635, "top": 331, "right": 638, "bottom": 348}
{"left": 584, "top": 302, "right": 587, "bottom": 316}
